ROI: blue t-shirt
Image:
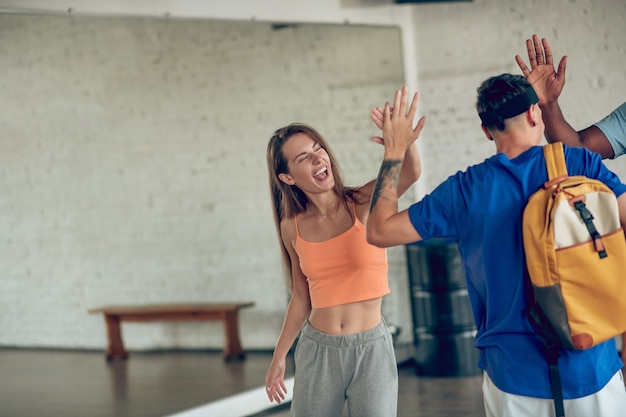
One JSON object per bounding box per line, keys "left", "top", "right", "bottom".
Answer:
{"left": 407, "top": 145, "right": 626, "bottom": 399}
{"left": 595, "top": 101, "right": 626, "bottom": 159}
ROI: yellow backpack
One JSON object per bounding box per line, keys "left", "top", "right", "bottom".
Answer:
{"left": 522, "top": 142, "right": 626, "bottom": 417}
{"left": 523, "top": 142, "right": 626, "bottom": 350}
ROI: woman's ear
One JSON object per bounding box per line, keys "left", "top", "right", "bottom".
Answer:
{"left": 480, "top": 125, "right": 493, "bottom": 141}
{"left": 278, "top": 173, "right": 295, "bottom": 185}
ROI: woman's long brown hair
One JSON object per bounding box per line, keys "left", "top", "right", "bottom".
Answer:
{"left": 266, "top": 123, "right": 358, "bottom": 290}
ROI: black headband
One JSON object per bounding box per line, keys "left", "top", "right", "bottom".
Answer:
{"left": 478, "top": 87, "right": 539, "bottom": 126}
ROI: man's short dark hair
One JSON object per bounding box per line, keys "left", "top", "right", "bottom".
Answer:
{"left": 476, "top": 73, "right": 534, "bottom": 131}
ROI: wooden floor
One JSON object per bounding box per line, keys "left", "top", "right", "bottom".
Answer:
{"left": 0, "top": 347, "right": 486, "bottom": 417}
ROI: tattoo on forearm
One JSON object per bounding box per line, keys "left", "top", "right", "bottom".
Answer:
{"left": 369, "top": 159, "right": 403, "bottom": 213}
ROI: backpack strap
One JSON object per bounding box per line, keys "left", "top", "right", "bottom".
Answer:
{"left": 524, "top": 268, "right": 565, "bottom": 417}
{"left": 527, "top": 142, "right": 568, "bottom": 417}
{"left": 526, "top": 302, "right": 566, "bottom": 417}
{"left": 543, "top": 142, "right": 568, "bottom": 181}
{"left": 573, "top": 201, "right": 608, "bottom": 258}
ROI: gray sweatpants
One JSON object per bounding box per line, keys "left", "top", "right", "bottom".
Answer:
{"left": 291, "top": 319, "right": 398, "bottom": 417}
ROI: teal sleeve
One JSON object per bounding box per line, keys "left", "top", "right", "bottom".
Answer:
{"left": 594, "top": 102, "right": 626, "bottom": 159}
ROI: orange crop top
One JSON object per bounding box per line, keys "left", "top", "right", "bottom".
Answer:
{"left": 294, "top": 203, "right": 390, "bottom": 309}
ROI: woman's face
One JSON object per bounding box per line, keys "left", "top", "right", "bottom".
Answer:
{"left": 278, "top": 133, "right": 335, "bottom": 192}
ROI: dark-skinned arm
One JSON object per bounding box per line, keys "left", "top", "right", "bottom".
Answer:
{"left": 516, "top": 34, "right": 615, "bottom": 159}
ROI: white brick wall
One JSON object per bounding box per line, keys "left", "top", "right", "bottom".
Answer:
{"left": 0, "top": 0, "right": 624, "bottom": 351}
{"left": 0, "top": 15, "right": 405, "bottom": 350}
{"left": 413, "top": 0, "right": 626, "bottom": 193}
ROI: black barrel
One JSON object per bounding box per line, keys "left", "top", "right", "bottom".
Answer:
{"left": 413, "top": 328, "right": 479, "bottom": 377}
{"left": 406, "top": 239, "right": 480, "bottom": 377}
{"left": 410, "top": 287, "right": 474, "bottom": 331}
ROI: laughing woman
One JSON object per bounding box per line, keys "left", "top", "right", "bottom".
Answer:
{"left": 264, "top": 87, "right": 426, "bottom": 417}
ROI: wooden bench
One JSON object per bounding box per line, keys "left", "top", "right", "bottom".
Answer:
{"left": 88, "top": 302, "right": 254, "bottom": 362}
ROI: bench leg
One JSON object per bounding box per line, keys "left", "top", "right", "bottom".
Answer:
{"left": 223, "top": 311, "right": 245, "bottom": 361}
{"left": 104, "top": 314, "right": 129, "bottom": 361}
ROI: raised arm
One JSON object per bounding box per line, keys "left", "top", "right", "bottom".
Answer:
{"left": 367, "top": 87, "right": 424, "bottom": 248}
{"left": 515, "top": 35, "right": 572, "bottom": 142}
{"left": 516, "top": 34, "right": 615, "bottom": 159}
{"left": 370, "top": 86, "right": 422, "bottom": 197}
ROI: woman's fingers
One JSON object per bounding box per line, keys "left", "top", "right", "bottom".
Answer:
{"left": 266, "top": 382, "right": 288, "bottom": 404}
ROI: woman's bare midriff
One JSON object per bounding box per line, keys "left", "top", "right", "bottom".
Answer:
{"left": 308, "top": 297, "right": 383, "bottom": 335}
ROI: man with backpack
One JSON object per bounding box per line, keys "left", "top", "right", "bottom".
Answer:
{"left": 515, "top": 33, "right": 626, "bottom": 366}
{"left": 366, "top": 73, "right": 626, "bottom": 417}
